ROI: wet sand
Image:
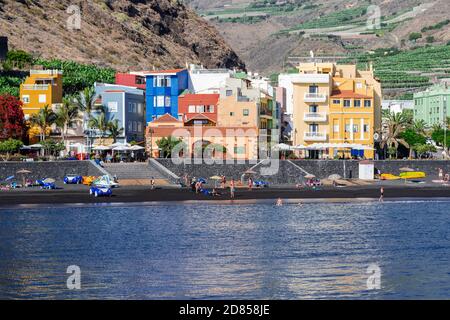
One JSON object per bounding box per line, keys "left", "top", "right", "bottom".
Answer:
{"left": 1, "top": 184, "right": 450, "bottom": 207}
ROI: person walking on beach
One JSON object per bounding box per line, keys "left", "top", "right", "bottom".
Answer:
{"left": 230, "top": 179, "right": 235, "bottom": 199}
{"left": 221, "top": 175, "right": 226, "bottom": 189}
{"left": 184, "top": 174, "right": 189, "bottom": 187}
{"left": 439, "top": 168, "right": 443, "bottom": 181}
{"left": 276, "top": 198, "right": 283, "bottom": 206}
{"left": 150, "top": 177, "right": 155, "bottom": 190}
{"left": 379, "top": 187, "right": 384, "bottom": 202}
{"left": 248, "top": 177, "right": 253, "bottom": 191}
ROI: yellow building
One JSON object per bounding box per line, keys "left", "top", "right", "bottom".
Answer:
{"left": 292, "top": 62, "right": 381, "bottom": 159}
{"left": 19, "top": 70, "right": 63, "bottom": 118}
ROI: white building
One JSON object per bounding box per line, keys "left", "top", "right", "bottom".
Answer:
{"left": 188, "top": 64, "right": 232, "bottom": 94}
{"left": 382, "top": 100, "right": 414, "bottom": 114}
{"left": 278, "top": 73, "right": 305, "bottom": 116}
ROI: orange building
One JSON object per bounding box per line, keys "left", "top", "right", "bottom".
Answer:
{"left": 20, "top": 70, "right": 63, "bottom": 118}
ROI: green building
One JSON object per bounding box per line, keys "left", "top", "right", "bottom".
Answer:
{"left": 414, "top": 84, "right": 450, "bottom": 126}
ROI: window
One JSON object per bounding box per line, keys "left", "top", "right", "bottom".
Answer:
{"left": 344, "top": 100, "right": 351, "bottom": 107}
{"left": 353, "top": 124, "right": 359, "bottom": 133}
{"left": 226, "top": 90, "right": 233, "bottom": 97}
{"left": 209, "top": 105, "right": 214, "bottom": 113}
{"left": 309, "top": 105, "right": 318, "bottom": 113}
{"left": 138, "top": 103, "right": 143, "bottom": 114}
{"left": 309, "top": 85, "right": 318, "bottom": 93}
{"left": 364, "top": 124, "right": 369, "bottom": 133}
{"left": 133, "top": 121, "right": 137, "bottom": 132}
{"left": 196, "top": 105, "right": 205, "bottom": 113}
{"left": 354, "top": 100, "right": 361, "bottom": 107}
{"left": 138, "top": 122, "right": 142, "bottom": 133}
{"left": 243, "top": 109, "right": 249, "bottom": 116}
{"left": 22, "top": 95, "right": 30, "bottom": 103}
{"left": 128, "top": 121, "right": 132, "bottom": 131}
{"left": 345, "top": 124, "right": 351, "bottom": 132}
{"left": 309, "top": 124, "right": 318, "bottom": 132}
{"left": 188, "top": 105, "right": 195, "bottom": 113}
{"left": 39, "top": 94, "right": 46, "bottom": 103}
{"left": 364, "top": 100, "right": 371, "bottom": 107}
{"left": 155, "top": 75, "right": 171, "bottom": 87}
{"left": 107, "top": 102, "right": 118, "bottom": 113}
{"left": 333, "top": 124, "right": 339, "bottom": 133}
{"left": 230, "top": 112, "right": 234, "bottom": 116}
{"left": 156, "top": 96, "right": 165, "bottom": 107}
{"left": 165, "top": 96, "right": 171, "bottom": 107}
{"left": 332, "top": 99, "right": 340, "bottom": 105}
{"left": 234, "top": 146, "right": 246, "bottom": 154}
{"left": 128, "top": 102, "right": 133, "bottom": 112}
{"left": 356, "top": 82, "right": 363, "bottom": 89}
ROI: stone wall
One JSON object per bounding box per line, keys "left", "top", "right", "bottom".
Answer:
{"left": 0, "top": 161, "right": 103, "bottom": 182}
{"left": 155, "top": 159, "right": 450, "bottom": 184}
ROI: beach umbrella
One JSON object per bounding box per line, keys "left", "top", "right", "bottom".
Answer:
{"left": 17, "top": 169, "right": 32, "bottom": 186}
{"left": 110, "top": 142, "right": 131, "bottom": 148}
{"left": 93, "top": 145, "right": 111, "bottom": 151}
{"left": 272, "top": 143, "right": 291, "bottom": 151}
{"left": 43, "top": 178, "right": 55, "bottom": 184}
{"left": 244, "top": 169, "right": 257, "bottom": 175}
{"left": 113, "top": 146, "right": 131, "bottom": 152}
{"left": 292, "top": 144, "right": 307, "bottom": 150}
{"left": 304, "top": 174, "right": 316, "bottom": 179}
{"left": 399, "top": 167, "right": 414, "bottom": 172}
{"left": 210, "top": 175, "right": 222, "bottom": 188}
{"left": 130, "top": 145, "right": 145, "bottom": 151}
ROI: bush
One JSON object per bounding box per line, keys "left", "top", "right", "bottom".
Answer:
{"left": 426, "top": 36, "right": 435, "bottom": 43}
{"left": 409, "top": 32, "right": 422, "bottom": 42}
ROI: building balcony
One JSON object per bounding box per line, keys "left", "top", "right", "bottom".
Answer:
{"left": 304, "top": 132, "right": 327, "bottom": 141}
{"left": 22, "top": 84, "right": 51, "bottom": 91}
{"left": 304, "top": 93, "right": 327, "bottom": 103}
{"left": 291, "top": 73, "right": 330, "bottom": 84}
{"left": 303, "top": 112, "right": 327, "bottom": 122}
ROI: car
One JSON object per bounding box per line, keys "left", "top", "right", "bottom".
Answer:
{"left": 89, "top": 186, "right": 112, "bottom": 197}
{"left": 253, "top": 180, "right": 269, "bottom": 188}
{"left": 64, "top": 175, "right": 83, "bottom": 184}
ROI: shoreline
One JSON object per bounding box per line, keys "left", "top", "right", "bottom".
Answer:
{"left": 1, "top": 185, "right": 450, "bottom": 208}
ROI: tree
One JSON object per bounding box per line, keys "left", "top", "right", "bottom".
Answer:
{"left": 2, "top": 50, "right": 34, "bottom": 71}
{"left": 74, "top": 86, "right": 96, "bottom": 118}
{"left": 0, "top": 138, "right": 23, "bottom": 161}
{"left": 409, "top": 32, "right": 422, "bottom": 42}
{"left": 380, "top": 111, "right": 410, "bottom": 159}
{"left": 29, "top": 105, "right": 57, "bottom": 141}
{"left": 88, "top": 106, "right": 109, "bottom": 145}
{"left": 413, "top": 144, "right": 436, "bottom": 159}
{"left": 431, "top": 127, "right": 450, "bottom": 150}
{"left": 400, "top": 128, "right": 426, "bottom": 158}
{"left": 156, "top": 137, "right": 185, "bottom": 158}
{"left": 0, "top": 94, "right": 26, "bottom": 140}
{"left": 41, "top": 139, "right": 65, "bottom": 158}
{"left": 55, "top": 97, "right": 80, "bottom": 145}
{"left": 107, "top": 119, "right": 124, "bottom": 143}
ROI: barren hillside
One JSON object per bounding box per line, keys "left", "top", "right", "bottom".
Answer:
{"left": 0, "top": 0, "right": 245, "bottom": 71}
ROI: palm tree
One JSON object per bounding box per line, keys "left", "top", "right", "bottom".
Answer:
{"left": 74, "top": 86, "right": 96, "bottom": 122}
{"left": 411, "top": 119, "right": 428, "bottom": 136}
{"left": 88, "top": 106, "right": 109, "bottom": 145}
{"left": 55, "top": 97, "right": 80, "bottom": 144}
{"left": 380, "top": 111, "right": 410, "bottom": 159}
{"left": 107, "top": 119, "right": 124, "bottom": 143}
{"left": 29, "top": 105, "right": 57, "bottom": 141}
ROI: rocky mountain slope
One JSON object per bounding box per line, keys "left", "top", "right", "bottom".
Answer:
{"left": 189, "top": 0, "right": 450, "bottom": 74}
{"left": 0, "top": 0, "right": 245, "bottom": 71}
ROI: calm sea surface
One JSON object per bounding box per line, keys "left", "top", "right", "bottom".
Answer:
{"left": 0, "top": 201, "right": 449, "bottom": 299}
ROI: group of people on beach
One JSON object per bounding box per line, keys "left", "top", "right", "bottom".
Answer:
{"left": 438, "top": 168, "right": 450, "bottom": 183}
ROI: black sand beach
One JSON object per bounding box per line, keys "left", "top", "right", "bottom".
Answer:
{"left": 1, "top": 184, "right": 450, "bottom": 207}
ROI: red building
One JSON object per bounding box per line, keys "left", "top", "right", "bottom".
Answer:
{"left": 115, "top": 73, "right": 146, "bottom": 90}
{"left": 178, "top": 93, "right": 219, "bottom": 125}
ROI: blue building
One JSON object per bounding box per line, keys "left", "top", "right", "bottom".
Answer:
{"left": 145, "top": 69, "right": 189, "bottom": 123}
{"left": 93, "top": 83, "right": 145, "bottom": 144}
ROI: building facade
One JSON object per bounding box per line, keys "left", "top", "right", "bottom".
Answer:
{"left": 145, "top": 69, "right": 189, "bottom": 123}
{"left": 19, "top": 70, "right": 63, "bottom": 118}
{"left": 115, "top": 72, "right": 146, "bottom": 90}
{"left": 178, "top": 93, "right": 219, "bottom": 124}
{"left": 291, "top": 62, "right": 381, "bottom": 159}
{"left": 414, "top": 84, "right": 450, "bottom": 126}
{"left": 93, "top": 84, "right": 145, "bottom": 145}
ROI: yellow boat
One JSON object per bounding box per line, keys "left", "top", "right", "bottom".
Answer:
{"left": 380, "top": 173, "right": 401, "bottom": 180}
{"left": 399, "top": 172, "right": 426, "bottom": 179}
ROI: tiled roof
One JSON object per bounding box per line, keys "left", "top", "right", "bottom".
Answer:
{"left": 331, "top": 90, "right": 372, "bottom": 99}
{"left": 185, "top": 113, "right": 216, "bottom": 123}
{"left": 151, "top": 113, "right": 181, "bottom": 123}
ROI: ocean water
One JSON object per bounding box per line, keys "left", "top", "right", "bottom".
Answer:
{"left": 0, "top": 201, "right": 449, "bottom": 299}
